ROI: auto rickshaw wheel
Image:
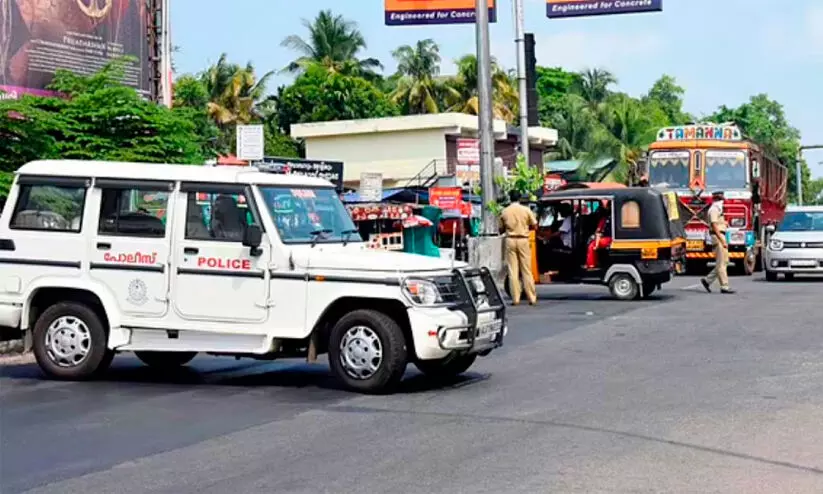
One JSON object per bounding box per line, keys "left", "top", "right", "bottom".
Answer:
{"left": 609, "top": 273, "right": 639, "bottom": 301}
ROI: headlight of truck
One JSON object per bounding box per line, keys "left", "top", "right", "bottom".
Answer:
{"left": 769, "top": 239, "right": 783, "bottom": 251}
{"left": 402, "top": 278, "right": 443, "bottom": 306}
{"left": 729, "top": 217, "right": 745, "bottom": 227}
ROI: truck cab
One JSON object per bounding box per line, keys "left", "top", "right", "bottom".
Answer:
{"left": 0, "top": 160, "right": 506, "bottom": 394}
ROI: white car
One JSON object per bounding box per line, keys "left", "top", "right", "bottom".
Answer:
{"left": 764, "top": 205, "right": 823, "bottom": 281}
{"left": 0, "top": 160, "right": 506, "bottom": 394}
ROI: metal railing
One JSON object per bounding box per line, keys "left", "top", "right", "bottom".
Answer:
{"left": 403, "top": 159, "right": 451, "bottom": 189}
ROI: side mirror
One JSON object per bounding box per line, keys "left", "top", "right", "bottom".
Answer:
{"left": 242, "top": 225, "right": 263, "bottom": 254}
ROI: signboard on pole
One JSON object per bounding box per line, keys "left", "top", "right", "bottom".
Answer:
{"left": 456, "top": 138, "right": 480, "bottom": 184}
{"left": 385, "top": 0, "right": 496, "bottom": 26}
{"left": 236, "top": 125, "right": 264, "bottom": 161}
{"left": 258, "top": 157, "right": 345, "bottom": 192}
{"left": 429, "top": 187, "right": 463, "bottom": 215}
{"left": 359, "top": 173, "right": 383, "bottom": 202}
{"left": 546, "top": 0, "right": 662, "bottom": 18}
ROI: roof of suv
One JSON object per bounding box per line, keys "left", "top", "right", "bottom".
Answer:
{"left": 16, "top": 160, "right": 333, "bottom": 188}
{"left": 786, "top": 205, "right": 823, "bottom": 213}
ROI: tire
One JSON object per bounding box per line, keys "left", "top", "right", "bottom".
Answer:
{"left": 136, "top": 351, "right": 197, "bottom": 369}
{"left": 609, "top": 273, "right": 639, "bottom": 301}
{"left": 415, "top": 354, "right": 477, "bottom": 379}
{"left": 742, "top": 250, "right": 756, "bottom": 276}
{"left": 328, "top": 309, "right": 408, "bottom": 394}
{"left": 765, "top": 270, "right": 778, "bottom": 282}
{"left": 32, "top": 302, "right": 113, "bottom": 380}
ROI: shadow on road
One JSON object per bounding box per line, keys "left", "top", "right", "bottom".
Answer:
{"left": 0, "top": 357, "right": 490, "bottom": 395}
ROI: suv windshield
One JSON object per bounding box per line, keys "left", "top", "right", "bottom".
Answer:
{"left": 705, "top": 150, "right": 747, "bottom": 189}
{"left": 648, "top": 151, "right": 690, "bottom": 188}
{"left": 777, "top": 211, "right": 823, "bottom": 232}
{"left": 259, "top": 186, "right": 361, "bottom": 244}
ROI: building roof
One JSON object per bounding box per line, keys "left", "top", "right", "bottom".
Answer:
{"left": 291, "top": 113, "right": 558, "bottom": 146}
{"left": 16, "top": 160, "right": 333, "bottom": 187}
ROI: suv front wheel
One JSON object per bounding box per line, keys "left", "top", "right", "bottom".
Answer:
{"left": 328, "top": 309, "right": 407, "bottom": 394}
{"left": 32, "top": 302, "right": 113, "bottom": 380}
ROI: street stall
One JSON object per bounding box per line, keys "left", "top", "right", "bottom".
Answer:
{"left": 428, "top": 186, "right": 481, "bottom": 262}
{"left": 346, "top": 202, "right": 413, "bottom": 251}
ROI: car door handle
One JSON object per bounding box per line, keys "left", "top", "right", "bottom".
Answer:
{"left": 96, "top": 242, "right": 111, "bottom": 250}
{"left": 184, "top": 247, "right": 199, "bottom": 255}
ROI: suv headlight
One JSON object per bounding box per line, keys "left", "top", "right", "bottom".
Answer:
{"left": 769, "top": 238, "right": 783, "bottom": 251}
{"left": 402, "top": 278, "right": 443, "bottom": 306}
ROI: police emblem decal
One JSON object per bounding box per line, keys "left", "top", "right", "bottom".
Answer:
{"left": 126, "top": 279, "right": 148, "bottom": 305}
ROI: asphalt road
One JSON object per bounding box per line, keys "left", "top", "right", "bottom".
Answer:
{"left": 2, "top": 274, "right": 823, "bottom": 493}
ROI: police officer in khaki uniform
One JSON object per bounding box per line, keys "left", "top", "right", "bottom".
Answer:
{"left": 701, "top": 190, "right": 735, "bottom": 294}
{"left": 499, "top": 190, "right": 538, "bottom": 305}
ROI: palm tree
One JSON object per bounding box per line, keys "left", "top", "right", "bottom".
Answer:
{"left": 280, "top": 10, "right": 381, "bottom": 77}
{"left": 389, "top": 39, "right": 457, "bottom": 114}
{"left": 446, "top": 55, "right": 518, "bottom": 122}
{"left": 588, "top": 95, "right": 658, "bottom": 183}
{"left": 201, "top": 54, "right": 273, "bottom": 126}
{"left": 576, "top": 68, "right": 617, "bottom": 114}
{"left": 545, "top": 94, "right": 599, "bottom": 160}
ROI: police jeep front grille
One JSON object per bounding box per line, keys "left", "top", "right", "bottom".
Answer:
{"left": 783, "top": 242, "right": 823, "bottom": 249}
{"left": 434, "top": 269, "right": 504, "bottom": 307}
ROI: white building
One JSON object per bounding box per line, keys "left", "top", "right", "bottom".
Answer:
{"left": 290, "top": 113, "right": 558, "bottom": 189}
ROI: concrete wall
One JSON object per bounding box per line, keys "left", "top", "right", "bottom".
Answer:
{"left": 303, "top": 129, "right": 447, "bottom": 184}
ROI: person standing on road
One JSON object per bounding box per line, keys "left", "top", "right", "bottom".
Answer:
{"left": 500, "top": 190, "right": 538, "bottom": 306}
{"left": 701, "top": 191, "right": 735, "bottom": 294}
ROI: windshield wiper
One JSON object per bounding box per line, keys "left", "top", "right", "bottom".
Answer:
{"left": 310, "top": 229, "right": 333, "bottom": 247}
{"left": 341, "top": 228, "right": 359, "bottom": 246}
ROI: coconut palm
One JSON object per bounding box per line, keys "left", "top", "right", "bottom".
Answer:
{"left": 280, "top": 10, "right": 381, "bottom": 77}
{"left": 201, "top": 53, "right": 274, "bottom": 126}
{"left": 446, "top": 55, "right": 518, "bottom": 122}
{"left": 389, "top": 39, "right": 457, "bottom": 114}
{"left": 577, "top": 68, "right": 617, "bottom": 114}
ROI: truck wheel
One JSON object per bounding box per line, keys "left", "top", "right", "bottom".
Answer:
{"left": 765, "top": 270, "right": 778, "bottom": 282}
{"left": 609, "top": 273, "right": 639, "bottom": 301}
{"left": 328, "top": 309, "right": 407, "bottom": 394}
{"left": 136, "top": 351, "right": 197, "bottom": 369}
{"left": 32, "top": 302, "right": 113, "bottom": 380}
{"left": 415, "top": 354, "right": 477, "bottom": 379}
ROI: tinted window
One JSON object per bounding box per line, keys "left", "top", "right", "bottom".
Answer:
{"left": 185, "top": 190, "right": 257, "bottom": 241}
{"left": 778, "top": 211, "right": 823, "bottom": 232}
{"left": 11, "top": 184, "right": 86, "bottom": 232}
{"left": 98, "top": 188, "right": 168, "bottom": 237}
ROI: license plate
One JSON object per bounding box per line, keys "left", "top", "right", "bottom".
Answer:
{"left": 790, "top": 260, "right": 817, "bottom": 267}
{"left": 687, "top": 240, "right": 704, "bottom": 251}
{"left": 477, "top": 320, "right": 501, "bottom": 337}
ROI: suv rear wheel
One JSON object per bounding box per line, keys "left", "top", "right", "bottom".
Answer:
{"left": 328, "top": 309, "right": 407, "bottom": 394}
{"left": 32, "top": 302, "right": 113, "bottom": 380}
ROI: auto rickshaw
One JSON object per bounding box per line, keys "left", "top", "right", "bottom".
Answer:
{"left": 506, "top": 187, "right": 686, "bottom": 301}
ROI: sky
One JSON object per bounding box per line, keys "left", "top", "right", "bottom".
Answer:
{"left": 170, "top": 0, "right": 823, "bottom": 177}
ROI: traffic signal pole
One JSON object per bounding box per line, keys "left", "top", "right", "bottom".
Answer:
{"left": 513, "top": 0, "right": 529, "bottom": 163}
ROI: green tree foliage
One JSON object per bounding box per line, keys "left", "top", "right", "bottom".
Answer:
{"left": 275, "top": 64, "right": 398, "bottom": 131}
{"left": 0, "top": 61, "right": 207, "bottom": 197}
{"left": 643, "top": 75, "right": 691, "bottom": 125}
{"left": 389, "top": 39, "right": 458, "bottom": 115}
{"left": 280, "top": 9, "right": 381, "bottom": 78}
{"left": 708, "top": 95, "right": 807, "bottom": 202}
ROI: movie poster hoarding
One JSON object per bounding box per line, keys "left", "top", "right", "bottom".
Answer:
{"left": 0, "top": 0, "right": 150, "bottom": 99}
{"left": 546, "top": 0, "right": 662, "bottom": 19}
{"left": 385, "top": 0, "right": 496, "bottom": 26}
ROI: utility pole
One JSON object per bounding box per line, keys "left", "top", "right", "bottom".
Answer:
{"left": 797, "top": 144, "right": 823, "bottom": 205}
{"left": 513, "top": 0, "right": 528, "bottom": 163}
{"left": 476, "top": 0, "right": 496, "bottom": 235}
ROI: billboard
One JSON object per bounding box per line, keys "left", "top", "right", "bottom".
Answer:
{"left": 258, "top": 157, "right": 345, "bottom": 192}
{"left": 385, "top": 0, "right": 496, "bottom": 26}
{"left": 0, "top": 0, "right": 151, "bottom": 99}
{"left": 546, "top": 0, "right": 662, "bottom": 19}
